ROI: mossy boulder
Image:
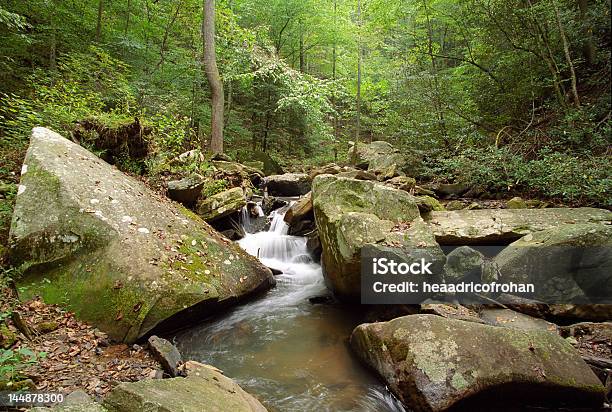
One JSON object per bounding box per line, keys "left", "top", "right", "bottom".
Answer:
{"left": 312, "top": 175, "right": 424, "bottom": 300}
{"left": 350, "top": 314, "right": 605, "bottom": 411}
{"left": 507, "top": 196, "right": 527, "bottom": 209}
{"left": 348, "top": 141, "right": 421, "bottom": 177}
{"left": 103, "top": 361, "right": 266, "bottom": 412}
{"left": 196, "top": 187, "right": 246, "bottom": 222}
{"left": 424, "top": 208, "right": 612, "bottom": 245}
{"left": 166, "top": 176, "right": 205, "bottom": 206}
{"left": 494, "top": 223, "right": 612, "bottom": 303}
{"left": 9, "top": 128, "right": 274, "bottom": 343}
{"left": 415, "top": 196, "right": 444, "bottom": 213}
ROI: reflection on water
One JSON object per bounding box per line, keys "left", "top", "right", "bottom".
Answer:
{"left": 174, "top": 207, "right": 406, "bottom": 412}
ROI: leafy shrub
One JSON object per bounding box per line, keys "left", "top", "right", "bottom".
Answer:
{"left": 201, "top": 179, "right": 229, "bottom": 198}
{"left": 0, "top": 347, "right": 45, "bottom": 385}
{"left": 427, "top": 147, "right": 610, "bottom": 207}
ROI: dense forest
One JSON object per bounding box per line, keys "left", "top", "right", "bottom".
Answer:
{"left": 0, "top": 1, "right": 611, "bottom": 411}
{"left": 1, "top": 0, "right": 610, "bottom": 209}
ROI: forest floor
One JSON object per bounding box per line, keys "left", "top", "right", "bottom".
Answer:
{"left": 1, "top": 292, "right": 161, "bottom": 405}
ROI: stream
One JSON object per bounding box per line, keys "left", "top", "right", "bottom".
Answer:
{"left": 175, "top": 204, "right": 406, "bottom": 412}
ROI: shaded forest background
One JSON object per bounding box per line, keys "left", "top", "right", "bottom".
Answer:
{"left": 0, "top": 0, "right": 610, "bottom": 223}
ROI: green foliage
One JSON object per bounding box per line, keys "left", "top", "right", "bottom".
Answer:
{"left": 201, "top": 179, "right": 229, "bottom": 198}
{"left": 429, "top": 146, "right": 611, "bottom": 207}
{"left": 0, "top": 347, "right": 46, "bottom": 385}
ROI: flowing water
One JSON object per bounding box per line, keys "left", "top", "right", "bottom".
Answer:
{"left": 175, "top": 205, "right": 406, "bottom": 412}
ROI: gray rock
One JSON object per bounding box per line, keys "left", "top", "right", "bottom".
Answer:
{"left": 494, "top": 223, "right": 612, "bottom": 302}
{"left": 9, "top": 128, "right": 274, "bottom": 343}
{"left": 30, "top": 390, "right": 106, "bottom": 412}
{"left": 312, "top": 175, "right": 424, "bottom": 300}
{"left": 148, "top": 335, "right": 182, "bottom": 377}
{"left": 166, "top": 176, "right": 205, "bottom": 205}
{"left": 350, "top": 314, "right": 605, "bottom": 411}
{"left": 264, "top": 173, "right": 311, "bottom": 196}
{"left": 443, "top": 246, "right": 484, "bottom": 283}
{"left": 104, "top": 361, "right": 267, "bottom": 412}
{"left": 196, "top": 187, "right": 246, "bottom": 222}
{"left": 424, "top": 208, "right": 612, "bottom": 245}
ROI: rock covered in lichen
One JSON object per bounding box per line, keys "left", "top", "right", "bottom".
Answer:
{"left": 9, "top": 127, "right": 274, "bottom": 343}
{"left": 311, "top": 174, "right": 425, "bottom": 300}
{"left": 350, "top": 314, "right": 605, "bottom": 411}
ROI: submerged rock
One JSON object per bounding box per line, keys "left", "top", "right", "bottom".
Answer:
{"left": 9, "top": 128, "right": 274, "bottom": 343}
{"left": 104, "top": 361, "right": 266, "bottom": 412}
{"left": 264, "top": 173, "right": 311, "bottom": 196}
{"left": 312, "top": 175, "right": 424, "bottom": 300}
{"left": 350, "top": 314, "right": 605, "bottom": 411}
{"left": 196, "top": 187, "right": 246, "bottom": 222}
{"left": 424, "top": 208, "right": 612, "bottom": 245}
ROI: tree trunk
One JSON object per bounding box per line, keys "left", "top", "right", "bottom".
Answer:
{"left": 202, "top": 0, "right": 224, "bottom": 154}
{"left": 576, "top": 0, "right": 596, "bottom": 66}
{"left": 125, "top": 0, "right": 131, "bottom": 34}
{"left": 332, "top": 0, "right": 338, "bottom": 150}
{"left": 95, "top": 0, "right": 103, "bottom": 42}
{"left": 553, "top": 0, "right": 580, "bottom": 106}
{"left": 352, "top": 0, "right": 362, "bottom": 164}
{"left": 299, "top": 27, "right": 305, "bottom": 73}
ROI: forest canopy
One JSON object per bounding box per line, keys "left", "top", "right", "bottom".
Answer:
{"left": 0, "top": 0, "right": 610, "bottom": 206}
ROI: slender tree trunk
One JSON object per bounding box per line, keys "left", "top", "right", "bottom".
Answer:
{"left": 299, "top": 26, "right": 305, "bottom": 73}
{"left": 332, "top": 0, "right": 338, "bottom": 153}
{"left": 352, "top": 0, "right": 362, "bottom": 164}
{"left": 202, "top": 0, "right": 224, "bottom": 154}
{"left": 423, "top": 0, "right": 449, "bottom": 147}
{"left": 552, "top": 0, "right": 580, "bottom": 106}
{"left": 95, "top": 0, "right": 103, "bottom": 42}
{"left": 576, "top": 0, "right": 596, "bottom": 66}
{"left": 125, "top": 0, "right": 131, "bottom": 34}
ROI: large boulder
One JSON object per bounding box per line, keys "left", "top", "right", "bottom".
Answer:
{"left": 263, "top": 173, "right": 311, "bottom": 196}
{"left": 196, "top": 187, "right": 246, "bottom": 222}
{"left": 166, "top": 176, "right": 205, "bottom": 205}
{"left": 312, "top": 175, "right": 425, "bottom": 300}
{"left": 9, "top": 128, "right": 274, "bottom": 343}
{"left": 494, "top": 223, "right": 612, "bottom": 303}
{"left": 348, "top": 141, "right": 420, "bottom": 177}
{"left": 350, "top": 314, "right": 605, "bottom": 412}
{"left": 103, "top": 361, "right": 266, "bottom": 412}
{"left": 424, "top": 208, "right": 612, "bottom": 245}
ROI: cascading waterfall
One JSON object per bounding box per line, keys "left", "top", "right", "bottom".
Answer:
{"left": 175, "top": 203, "right": 406, "bottom": 412}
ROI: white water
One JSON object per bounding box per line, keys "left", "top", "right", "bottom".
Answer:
{"left": 176, "top": 205, "right": 406, "bottom": 412}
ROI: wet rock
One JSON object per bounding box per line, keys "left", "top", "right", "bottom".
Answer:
{"left": 9, "top": 128, "right": 274, "bottom": 343}
{"left": 264, "top": 173, "right": 311, "bottom": 196}
{"left": 196, "top": 187, "right": 246, "bottom": 222}
{"left": 495, "top": 223, "right": 612, "bottom": 302}
{"left": 166, "top": 176, "right": 205, "bottom": 205}
{"left": 148, "top": 335, "right": 183, "bottom": 378}
{"left": 284, "top": 192, "right": 313, "bottom": 225}
{"left": 424, "top": 208, "right": 612, "bottom": 245}
{"left": 261, "top": 196, "right": 288, "bottom": 215}
{"left": 507, "top": 196, "right": 527, "bottom": 209}
{"left": 104, "top": 361, "right": 267, "bottom": 412}
{"left": 308, "top": 295, "right": 335, "bottom": 305}
{"left": 350, "top": 314, "right": 605, "bottom": 412}
{"left": 312, "top": 175, "right": 424, "bottom": 300}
